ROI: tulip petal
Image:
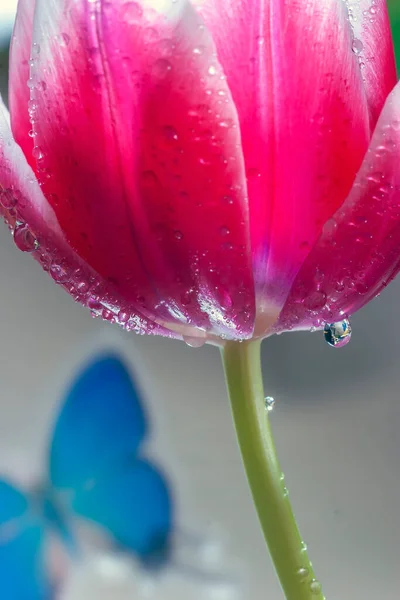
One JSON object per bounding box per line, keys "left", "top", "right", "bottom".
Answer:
{"left": 194, "top": 0, "right": 371, "bottom": 329}
{"left": 9, "top": 0, "right": 37, "bottom": 164}
{"left": 26, "top": 0, "right": 255, "bottom": 339}
{"left": 0, "top": 98, "right": 174, "bottom": 338}
{"left": 277, "top": 81, "right": 400, "bottom": 334}
{"left": 345, "top": 0, "right": 397, "bottom": 128}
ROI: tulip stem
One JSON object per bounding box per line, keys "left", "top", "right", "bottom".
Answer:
{"left": 221, "top": 340, "right": 324, "bottom": 600}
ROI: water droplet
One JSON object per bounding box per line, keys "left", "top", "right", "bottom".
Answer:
{"left": 31, "top": 43, "right": 40, "bottom": 56}
{"left": 183, "top": 335, "right": 206, "bottom": 348}
{"left": 208, "top": 65, "right": 217, "bottom": 76}
{"left": 161, "top": 125, "right": 179, "bottom": 145}
{"left": 0, "top": 188, "right": 17, "bottom": 209}
{"left": 36, "top": 80, "right": 47, "bottom": 92}
{"left": 174, "top": 230, "right": 183, "bottom": 240}
{"left": 304, "top": 290, "right": 326, "bottom": 310}
{"left": 323, "top": 319, "right": 352, "bottom": 348}
{"left": 297, "top": 567, "right": 309, "bottom": 581}
{"left": 13, "top": 223, "right": 39, "bottom": 252}
{"left": 122, "top": 1, "right": 143, "bottom": 23}
{"left": 264, "top": 396, "right": 275, "bottom": 412}
{"left": 116, "top": 311, "right": 129, "bottom": 326}
{"left": 50, "top": 263, "right": 70, "bottom": 284}
{"left": 32, "top": 146, "right": 44, "bottom": 160}
{"left": 27, "top": 76, "right": 37, "bottom": 90}
{"left": 152, "top": 58, "right": 172, "bottom": 78}
{"left": 220, "top": 226, "right": 230, "bottom": 236}
{"left": 56, "top": 32, "right": 70, "bottom": 46}
{"left": 351, "top": 38, "right": 364, "bottom": 54}
{"left": 140, "top": 170, "right": 158, "bottom": 187}
{"left": 309, "top": 580, "right": 322, "bottom": 595}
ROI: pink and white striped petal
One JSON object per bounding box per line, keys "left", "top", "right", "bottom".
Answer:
{"left": 9, "top": 0, "right": 37, "bottom": 164}
{"left": 22, "top": 0, "right": 255, "bottom": 339}
{"left": 345, "top": 0, "right": 397, "bottom": 128}
{"left": 277, "top": 81, "right": 400, "bottom": 334}
{"left": 194, "top": 0, "right": 371, "bottom": 329}
{"left": 0, "top": 98, "right": 174, "bottom": 338}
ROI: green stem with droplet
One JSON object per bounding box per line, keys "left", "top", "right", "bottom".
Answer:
{"left": 221, "top": 340, "right": 324, "bottom": 600}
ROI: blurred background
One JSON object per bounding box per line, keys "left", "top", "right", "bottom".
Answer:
{"left": 1, "top": 1, "right": 400, "bottom": 599}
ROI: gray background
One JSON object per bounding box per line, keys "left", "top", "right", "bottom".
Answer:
{"left": 1, "top": 9, "right": 400, "bottom": 599}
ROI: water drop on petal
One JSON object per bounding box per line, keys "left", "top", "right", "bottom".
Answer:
{"left": 323, "top": 319, "right": 352, "bottom": 348}
{"left": 13, "top": 223, "right": 39, "bottom": 253}
{"left": 183, "top": 335, "right": 206, "bottom": 348}
{"left": 351, "top": 38, "right": 364, "bottom": 54}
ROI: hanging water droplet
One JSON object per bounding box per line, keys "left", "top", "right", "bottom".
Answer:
{"left": 309, "top": 580, "right": 322, "bottom": 595}
{"left": 183, "top": 335, "right": 206, "bottom": 348}
{"left": 13, "top": 223, "right": 39, "bottom": 253}
{"left": 323, "top": 319, "right": 352, "bottom": 348}
{"left": 264, "top": 396, "right": 275, "bottom": 412}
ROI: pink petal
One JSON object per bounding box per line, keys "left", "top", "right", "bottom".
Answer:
{"left": 345, "top": 0, "right": 397, "bottom": 128}
{"left": 0, "top": 98, "right": 174, "bottom": 338}
{"left": 194, "top": 0, "right": 371, "bottom": 327}
{"left": 9, "top": 0, "right": 37, "bottom": 165}
{"left": 277, "top": 81, "right": 400, "bottom": 334}
{"left": 23, "top": 0, "right": 255, "bottom": 339}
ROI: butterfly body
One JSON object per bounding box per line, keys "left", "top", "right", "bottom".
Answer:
{"left": 0, "top": 355, "right": 173, "bottom": 599}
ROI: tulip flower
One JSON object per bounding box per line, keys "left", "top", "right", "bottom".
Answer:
{"left": 1, "top": 1, "right": 399, "bottom": 598}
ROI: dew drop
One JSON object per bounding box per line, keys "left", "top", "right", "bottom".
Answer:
{"left": 56, "top": 32, "right": 70, "bottom": 47}
{"left": 152, "top": 58, "right": 172, "bottom": 78}
{"left": 0, "top": 188, "right": 17, "bottom": 209}
{"left": 208, "top": 65, "right": 217, "bottom": 76}
{"left": 323, "top": 319, "right": 352, "bottom": 348}
{"left": 304, "top": 290, "right": 326, "bottom": 310}
{"left": 264, "top": 396, "right": 275, "bottom": 412}
{"left": 117, "top": 310, "right": 130, "bottom": 324}
{"left": 161, "top": 125, "right": 179, "bottom": 145}
{"left": 13, "top": 223, "right": 39, "bottom": 253}
{"left": 174, "top": 230, "right": 183, "bottom": 240}
{"left": 297, "top": 567, "right": 309, "bottom": 581}
{"left": 32, "top": 146, "right": 44, "bottom": 160}
{"left": 309, "top": 580, "right": 322, "bottom": 595}
{"left": 351, "top": 38, "right": 364, "bottom": 54}
{"left": 50, "top": 263, "right": 70, "bottom": 284}
{"left": 183, "top": 335, "right": 206, "bottom": 348}
{"left": 122, "top": 1, "right": 143, "bottom": 23}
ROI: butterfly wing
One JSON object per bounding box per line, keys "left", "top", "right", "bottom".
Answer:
{"left": 0, "top": 480, "right": 49, "bottom": 600}
{"left": 71, "top": 458, "right": 172, "bottom": 561}
{"left": 50, "top": 355, "right": 147, "bottom": 489}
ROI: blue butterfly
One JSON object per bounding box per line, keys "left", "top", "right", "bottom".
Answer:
{"left": 0, "top": 354, "right": 173, "bottom": 599}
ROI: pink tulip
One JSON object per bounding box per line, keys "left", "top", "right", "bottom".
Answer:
{"left": 1, "top": 0, "right": 398, "bottom": 344}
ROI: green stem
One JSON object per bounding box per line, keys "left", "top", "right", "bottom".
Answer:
{"left": 221, "top": 340, "right": 324, "bottom": 600}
